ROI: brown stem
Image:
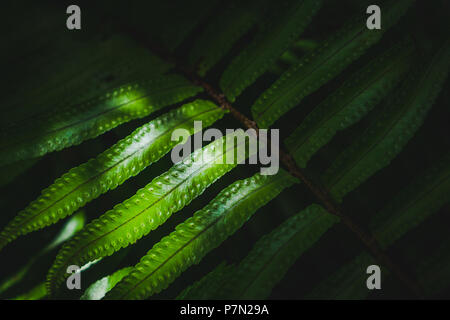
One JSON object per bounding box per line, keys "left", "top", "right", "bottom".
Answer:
{"left": 189, "top": 73, "right": 424, "bottom": 298}
{"left": 114, "top": 20, "right": 424, "bottom": 299}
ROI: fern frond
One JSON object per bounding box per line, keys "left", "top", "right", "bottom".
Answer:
{"left": 0, "top": 100, "right": 225, "bottom": 251}
{"left": 306, "top": 252, "right": 374, "bottom": 300}
{"left": 105, "top": 170, "right": 297, "bottom": 299}
{"left": 308, "top": 152, "right": 450, "bottom": 299}
{"left": 285, "top": 39, "right": 414, "bottom": 168}
{"left": 176, "top": 262, "right": 235, "bottom": 300}
{"left": 268, "top": 38, "right": 320, "bottom": 75}
{"left": 191, "top": 204, "right": 338, "bottom": 299}
{"left": 371, "top": 152, "right": 450, "bottom": 248}
{"left": 0, "top": 74, "right": 202, "bottom": 165}
{"left": 0, "top": 211, "right": 85, "bottom": 296}
{"left": 252, "top": 0, "right": 414, "bottom": 128}
{"left": 324, "top": 39, "right": 450, "bottom": 202}
{"left": 220, "top": 0, "right": 323, "bottom": 101}
{"left": 80, "top": 267, "right": 133, "bottom": 300}
{"left": 4, "top": 35, "right": 172, "bottom": 125}
{"left": 131, "top": 0, "right": 219, "bottom": 52}
{"left": 0, "top": 158, "right": 39, "bottom": 187}
{"left": 46, "top": 130, "right": 257, "bottom": 295}
{"left": 12, "top": 282, "right": 47, "bottom": 301}
{"left": 188, "top": 1, "right": 263, "bottom": 76}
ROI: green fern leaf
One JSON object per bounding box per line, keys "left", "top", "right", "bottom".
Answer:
{"left": 203, "top": 204, "right": 338, "bottom": 299}
{"left": 268, "top": 38, "right": 320, "bottom": 75}
{"left": 306, "top": 252, "right": 374, "bottom": 300}
{"left": 0, "top": 158, "right": 39, "bottom": 187}
{"left": 0, "top": 100, "right": 225, "bottom": 251}
{"left": 0, "top": 74, "right": 202, "bottom": 166}
{"left": 12, "top": 282, "right": 47, "bottom": 301}
{"left": 220, "top": 0, "right": 323, "bottom": 101}
{"left": 176, "top": 262, "right": 235, "bottom": 300}
{"left": 371, "top": 152, "right": 450, "bottom": 248}
{"left": 46, "top": 130, "right": 257, "bottom": 295}
{"left": 252, "top": 0, "right": 413, "bottom": 128}
{"left": 105, "top": 170, "right": 297, "bottom": 299}
{"left": 134, "top": 0, "right": 220, "bottom": 52}
{"left": 308, "top": 152, "right": 450, "bottom": 299}
{"left": 188, "top": 1, "right": 264, "bottom": 76}
{"left": 4, "top": 35, "right": 172, "bottom": 126}
{"left": 0, "top": 211, "right": 85, "bottom": 296}
{"left": 324, "top": 39, "right": 450, "bottom": 202}
{"left": 285, "top": 39, "right": 414, "bottom": 167}
{"left": 80, "top": 267, "right": 133, "bottom": 300}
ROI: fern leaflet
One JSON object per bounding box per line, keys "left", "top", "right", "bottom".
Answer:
{"left": 0, "top": 100, "right": 225, "bottom": 250}
{"left": 220, "top": 0, "right": 323, "bottom": 101}
{"left": 0, "top": 74, "right": 202, "bottom": 165}
{"left": 105, "top": 170, "right": 297, "bottom": 299}
{"left": 252, "top": 0, "right": 413, "bottom": 128}
{"left": 46, "top": 130, "right": 257, "bottom": 294}
{"left": 324, "top": 39, "right": 450, "bottom": 202}
{"left": 285, "top": 39, "right": 414, "bottom": 167}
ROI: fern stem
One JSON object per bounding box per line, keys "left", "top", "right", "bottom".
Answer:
{"left": 190, "top": 74, "right": 425, "bottom": 299}
{"left": 109, "top": 16, "right": 424, "bottom": 299}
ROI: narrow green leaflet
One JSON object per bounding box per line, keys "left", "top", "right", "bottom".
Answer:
{"left": 0, "top": 100, "right": 225, "bottom": 251}
{"left": 324, "top": 40, "right": 450, "bottom": 202}
{"left": 0, "top": 211, "right": 85, "bottom": 296}
{"left": 252, "top": 0, "right": 413, "bottom": 128}
{"left": 0, "top": 158, "right": 39, "bottom": 187}
{"left": 188, "top": 0, "right": 264, "bottom": 76}
{"left": 0, "top": 74, "right": 202, "bottom": 166}
{"left": 47, "top": 130, "right": 257, "bottom": 295}
{"left": 176, "top": 262, "right": 235, "bottom": 300}
{"left": 268, "top": 39, "right": 320, "bottom": 75}
{"left": 285, "top": 40, "right": 414, "bottom": 167}
{"left": 371, "top": 152, "right": 450, "bottom": 249}
{"left": 306, "top": 252, "right": 374, "bottom": 300}
{"left": 308, "top": 153, "right": 450, "bottom": 299}
{"left": 130, "top": 0, "right": 219, "bottom": 52}
{"left": 4, "top": 35, "right": 173, "bottom": 127}
{"left": 12, "top": 282, "right": 47, "bottom": 301}
{"left": 81, "top": 267, "right": 133, "bottom": 300}
{"left": 178, "top": 204, "right": 338, "bottom": 299}
{"left": 220, "top": 0, "right": 323, "bottom": 102}
{"left": 106, "top": 170, "right": 297, "bottom": 300}
{"left": 207, "top": 204, "right": 338, "bottom": 299}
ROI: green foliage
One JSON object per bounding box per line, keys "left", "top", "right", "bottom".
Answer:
{"left": 220, "top": 0, "right": 323, "bottom": 101}
{"left": 285, "top": 39, "right": 414, "bottom": 168}
{"left": 188, "top": 0, "right": 264, "bottom": 76}
{"left": 252, "top": 0, "right": 414, "bottom": 128}
{"left": 306, "top": 252, "right": 374, "bottom": 300}
{"left": 176, "top": 262, "right": 233, "bottom": 300}
{"left": 0, "top": 74, "right": 202, "bottom": 165}
{"left": 106, "top": 170, "right": 297, "bottom": 299}
{"left": 308, "top": 152, "right": 450, "bottom": 299}
{"left": 180, "top": 204, "right": 338, "bottom": 299}
{"left": 12, "top": 282, "right": 47, "bottom": 301}
{"left": 0, "top": 212, "right": 85, "bottom": 295}
{"left": 81, "top": 267, "right": 133, "bottom": 300}
{"left": 0, "top": 101, "right": 225, "bottom": 250}
{"left": 324, "top": 40, "right": 450, "bottom": 202}
{"left": 1, "top": 0, "right": 449, "bottom": 300}
{"left": 371, "top": 152, "right": 450, "bottom": 249}
{"left": 46, "top": 131, "right": 257, "bottom": 294}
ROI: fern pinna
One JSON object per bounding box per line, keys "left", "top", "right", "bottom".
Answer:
{"left": 0, "top": 0, "right": 449, "bottom": 300}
